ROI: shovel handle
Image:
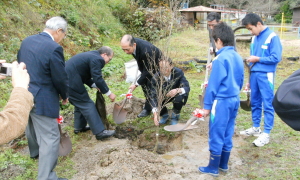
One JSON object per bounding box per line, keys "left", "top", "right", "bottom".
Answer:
{"left": 119, "top": 89, "right": 132, "bottom": 108}
{"left": 58, "top": 124, "right": 63, "bottom": 135}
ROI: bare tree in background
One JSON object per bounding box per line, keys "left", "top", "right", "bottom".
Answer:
{"left": 207, "top": 0, "right": 280, "bottom": 16}
{"left": 245, "top": 0, "right": 280, "bottom": 16}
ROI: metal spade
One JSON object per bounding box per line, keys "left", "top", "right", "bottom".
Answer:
{"left": 240, "top": 91, "right": 251, "bottom": 111}
{"left": 240, "top": 60, "right": 255, "bottom": 111}
{"left": 95, "top": 91, "right": 110, "bottom": 129}
{"left": 113, "top": 89, "right": 132, "bottom": 124}
{"left": 164, "top": 117, "right": 199, "bottom": 132}
{"left": 58, "top": 124, "right": 72, "bottom": 156}
{"left": 199, "top": 28, "right": 215, "bottom": 108}
{"left": 113, "top": 67, "right": 139, "bottom": 124}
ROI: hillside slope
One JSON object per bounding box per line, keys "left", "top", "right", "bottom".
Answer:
{"left": 0, "top": 0, "right": 130, "bottom": 107}
{"left": 0, "top": 0, "right": 126, "bottom": 61}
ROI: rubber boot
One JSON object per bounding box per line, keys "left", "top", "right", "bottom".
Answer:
{"left": 170, "top": 112, "right": 180, "bottom": 125}
{"left": 159, "top": 113, "right": 169, "bottom": 124}
{"left": 219, "top": 151, "right": 231, "bottom": 172}
{"left": 198, "top": 154, "right": 221, "bottom": 177}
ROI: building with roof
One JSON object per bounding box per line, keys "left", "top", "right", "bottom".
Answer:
{"left": 210, "top": 4, "right": 247, "bottom": 26}
{"left": 179, "top": 5, "right": 248, "bottom": 28}
{"left": 292, "top": 6, "right": 300, "bottom": 26}
{"left": 179, "top": 6, "right": 221, "bottom": 28}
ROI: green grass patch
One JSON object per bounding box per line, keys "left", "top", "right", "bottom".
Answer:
{"left": 0, "top": 149, "right": 38, "bottom": 179}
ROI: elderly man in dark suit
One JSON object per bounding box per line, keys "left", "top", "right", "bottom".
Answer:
{"left": 65, "top": 46, "right": 115, "bottom": 140}
{"left": 17, "top": 17, "right": 69, "bottom": 180}
{"left": 120, "top": 34, "right": 163, "bottom": 118}
{"left": 150, "top": 58, "right": 190, "bottom": 126}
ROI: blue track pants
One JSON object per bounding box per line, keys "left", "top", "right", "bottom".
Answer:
{"left": 209, "top": 96, "right": 239, "bottom": 155}
{"left": 250, "top": 71, "right": 274, "bottom": 133}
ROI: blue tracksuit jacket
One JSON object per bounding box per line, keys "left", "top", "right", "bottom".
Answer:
{"left": 203, "top": 46, "right": 244, "bottom": 155}
{"left": 250, "top": 27, "right": 282, "bottom": 72}
{"left": 204, "top": 46, "right": 244, "bottom": 110}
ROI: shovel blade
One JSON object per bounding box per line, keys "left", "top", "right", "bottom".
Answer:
{"left": 164, "top": 123, "right": 199, "bottom": 132}
{"left": 96, "top": 91, "right": 109, "bottom": 129}
{"left": 240, "top": 100, "right": 251, "bottom": 111}
{"left": 164, "top": 117, "right": 199, "bottom": 132}
{"left": 59, "top": 133, "right": 72, "bottom": 156}
{"left": 113, "top": 103, "right": 128, "bottom": 124}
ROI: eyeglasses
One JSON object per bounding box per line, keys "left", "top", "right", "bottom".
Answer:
{"left": 108, "top": 56, "right": 112, "bottom": 62}
{"left": 59, "top": 29, "right": 67, "bottom": 39}
{"left": 105, "top": 54, "right": 112, "bottom": 62}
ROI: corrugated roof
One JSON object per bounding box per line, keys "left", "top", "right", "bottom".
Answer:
{"left": 179, "top": 5, "right": 221, "bottom": 12}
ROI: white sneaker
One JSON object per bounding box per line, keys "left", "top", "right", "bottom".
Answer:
{"left": 253, "top": 133, "right": 270, "bottom": 147}
{"left": 240, "top": 127, "right": 262, "bottom": 136}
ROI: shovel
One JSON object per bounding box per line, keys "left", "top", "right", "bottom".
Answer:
{"left": 113, "top": 67, "right": 139, "bottom": 124}
{"left": 58, "top": 124, "right": 72, "bottom": 156}
{"left": 164, "top": 108, "right": 206, "bottom": 132}
{"left": 113, "top": 89, "right": 132, "bottom": 124}
{"left": 164, "top": 116, "right": 199, "bottom": 132}
{"left": 240, "top": 60, "right": 255, "bottom": 111}
{"left": 199, "top": 28, "right": 215, "bottom": 108}
{"left": 95, "top": 91, "right": 110, "bottom": 129}
{"left": 240, "top": 91, "right": 251, "bottom": 111}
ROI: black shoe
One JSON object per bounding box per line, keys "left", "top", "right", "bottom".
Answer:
{"left": 95, "top": 130, "right": 115, "bottom": 140}
{"left": 137, "top": 109, "right": 151, "bottom": 118}
{"left": 74, "top": 126, "right": 91, "bottom": 134}
{"left": 30, "top": 155, "right": 39, "bottom": 159}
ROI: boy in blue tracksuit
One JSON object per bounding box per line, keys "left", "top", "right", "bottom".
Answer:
{"left": 198, "top": 22, "right": 244, "bottom": 177}
{"left": 239, "top": 13, "right": 282, "bottom": 147}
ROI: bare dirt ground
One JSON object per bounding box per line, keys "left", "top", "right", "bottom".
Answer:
{"left": 68, "top": 130, "right": 246, "bottom": 180}
{"left": 280, "top": 39, "right": 300, "bottom": 48}
{"left": 64, "top": 97, "right": 247, "bottom": 180}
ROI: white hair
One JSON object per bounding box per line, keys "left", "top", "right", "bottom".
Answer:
{"left": 98, "top": 46, "right": 114, "bottom": 56}
{"left": 45, "top": 16, "right": 67, "bottom": 32}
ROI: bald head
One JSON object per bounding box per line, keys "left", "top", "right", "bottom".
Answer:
{"left": 120, "top": 34, "right": 136, "bottom": 54}
{"left": 159, "top": 58, "right": 173, "bottom": 77}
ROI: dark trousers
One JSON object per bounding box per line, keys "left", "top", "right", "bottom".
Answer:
{"left": 141, "top": 82, "right": 152, "bottom": 111}
{"left": 160, "top": 95, "right": 185, "bottom": 115}
{"left": 69, "top": 97, "right": 105, "bottom": 135}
